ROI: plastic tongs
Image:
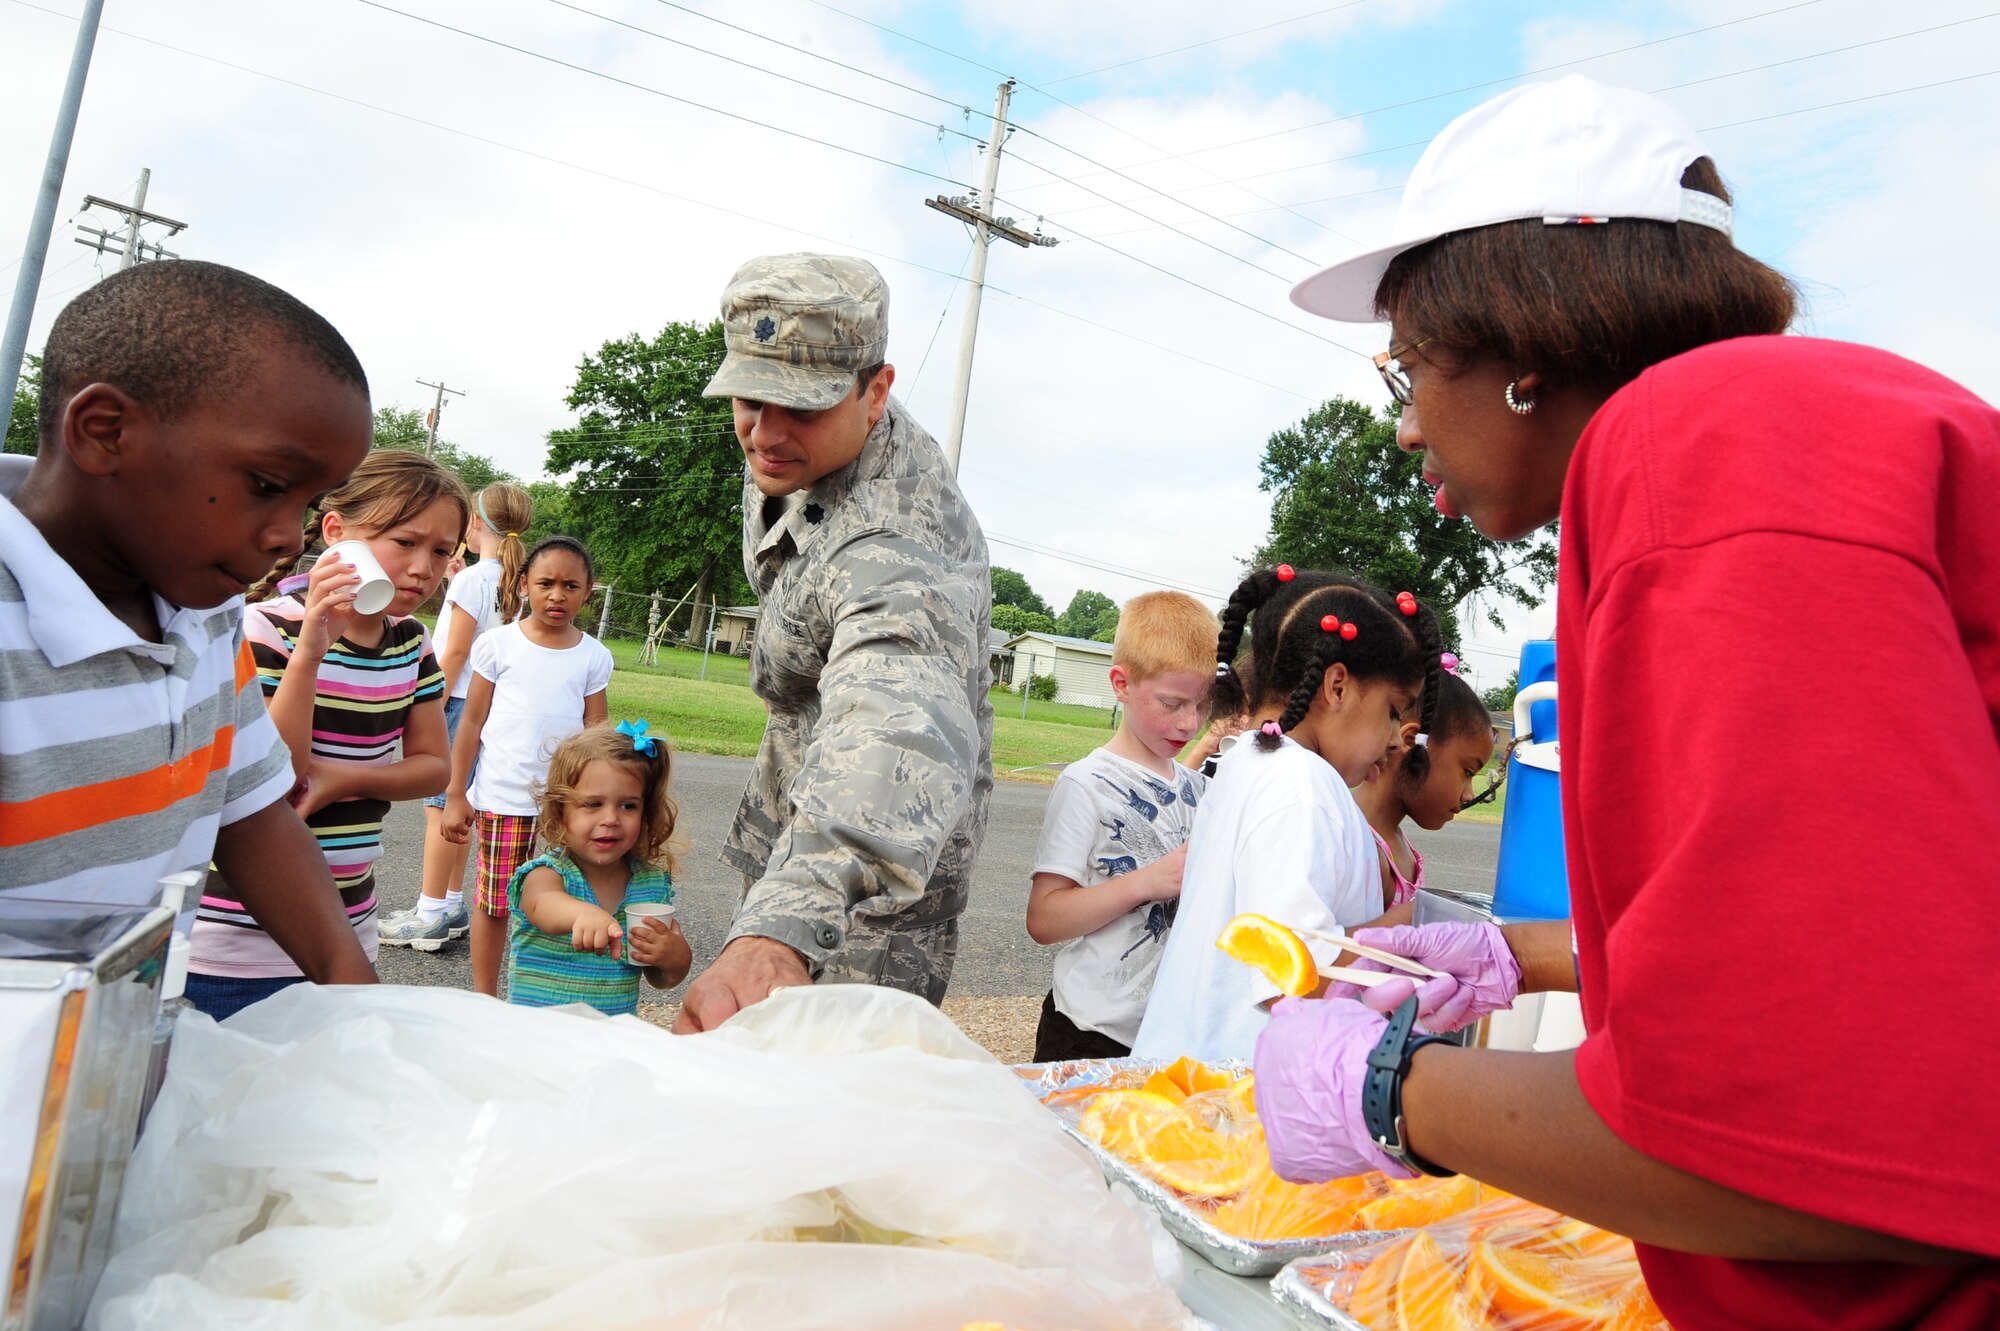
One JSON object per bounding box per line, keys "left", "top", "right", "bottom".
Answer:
{"left": 1288, "top": 923, "right": 1447, "bottom": 989}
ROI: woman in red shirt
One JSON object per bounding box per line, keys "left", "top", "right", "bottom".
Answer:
{"left": 1254, "top": 76, "right": 2000, "bottom": 1330}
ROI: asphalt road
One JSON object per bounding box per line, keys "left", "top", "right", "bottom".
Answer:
{"left": 374, "top": 752, "right": 1501, "bottom": 1000}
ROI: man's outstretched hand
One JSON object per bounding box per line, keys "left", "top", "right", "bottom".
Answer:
{"left": 671, "top": 935, "right": 813, "bottom": 1033}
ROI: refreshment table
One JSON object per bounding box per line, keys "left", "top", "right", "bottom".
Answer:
{"left": 1177, "top": 1242, "right": 1314, "bottom": 1329}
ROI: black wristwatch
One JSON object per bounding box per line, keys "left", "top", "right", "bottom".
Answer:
{"left": 1361, "top": 995, "right": 1457, "bottom": 1178}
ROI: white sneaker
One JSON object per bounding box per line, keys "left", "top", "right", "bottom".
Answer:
{"left": 378, "top": 907, "right": 451, "bottom": 952}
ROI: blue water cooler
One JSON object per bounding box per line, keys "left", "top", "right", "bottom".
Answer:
{"left": 1491, "top": 639, "right": 1568, "bottom": 921}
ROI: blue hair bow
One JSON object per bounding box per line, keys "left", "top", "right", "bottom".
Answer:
{"left": 616, "top": 718, "right": 658, "bottom": 757}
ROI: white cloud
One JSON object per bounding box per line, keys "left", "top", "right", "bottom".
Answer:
{"left": 5, "top": 0, "right": 1992, "bottom": 664}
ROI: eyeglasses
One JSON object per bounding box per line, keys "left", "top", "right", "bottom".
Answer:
{"left": 1372, "top": 336, "right": 1431, "bottom": 406}
{"left": 1457, "top": 763, "right": 1507, "bottom": 811}
{"left": 1455, "top": 738, "right": 1509, "bottom": 812}
{"left": 1448, "top": 731, "right": 1504, "bottom": 803}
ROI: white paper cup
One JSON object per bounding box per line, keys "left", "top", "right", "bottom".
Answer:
{"left": 624, "top": 903, "right": 675, "bottom": 966}
{"left": 322, "top": 540, "right": 395, "bottom": 615}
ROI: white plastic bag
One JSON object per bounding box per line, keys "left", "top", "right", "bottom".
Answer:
{"left": 88, "top": 984, "right": 1191, "bottom": 1330}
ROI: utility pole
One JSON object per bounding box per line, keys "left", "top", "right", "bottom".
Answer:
{"left": 120, "top": 168, "right": 148, "bottom": 269}
{"left": 415, "top": 378, "right": 464, "bottom": 455}
{"left": 74, "top": 172, "right": 186, "bottom": 265}
{"left": 1, "top": 0, "right": 106, "bottom": 419}
{"left": 922, "top": 79, "right": 1057, "bottom": 475}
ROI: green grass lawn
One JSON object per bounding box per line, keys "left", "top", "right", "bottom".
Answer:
{"left": 599, "top": 640, "right": 1113, "bottom": 779}
{"left": 433, "top": 623, "right": 1508, "bottom": 799}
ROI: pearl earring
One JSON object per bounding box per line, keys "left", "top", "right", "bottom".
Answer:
{"left": 1504, "top": 381, "right": 1536, "bottom": 415}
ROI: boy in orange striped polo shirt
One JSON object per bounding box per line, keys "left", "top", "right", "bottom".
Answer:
{"left": 0, "top": 262, "right": 376, "bottom": 989}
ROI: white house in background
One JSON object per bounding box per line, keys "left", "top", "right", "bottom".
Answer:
{"left": 1000, "top": 631, "right": 1116, "bottom": 709}
{"left": 711, "top": 606, "right": 761, "bottom": 656}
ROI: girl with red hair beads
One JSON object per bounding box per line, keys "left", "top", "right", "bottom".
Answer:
{"left": 1130, "top": 567, "right": 1444, "bottom": 1063}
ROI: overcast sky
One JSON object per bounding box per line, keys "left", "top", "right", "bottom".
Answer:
{"left": 5, "top": 0, "right": 1996, "bottom": 686}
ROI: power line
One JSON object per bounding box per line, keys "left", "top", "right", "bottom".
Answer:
{"left": 1005, "top": 0, "right": 1832, "bottom": 198}
{"left": 1056, "top": 10, "right": 1992, "bottom": 238}
{"left": 1007, "top": 82, "right": 1359, "bottom": 244}
{"left": 1002, "top": 133, "right": 1352, "bottom": 268}
{"left": 984, "top": 532, "right": 1233, "bottom": 601}
{"left": 1044, "top": 11, "right": 2000, "bottom": 228}
{"left": 1050, "top": 222, "right": 1370, "bottom": 358}
{"left": 1, "top": 2, "right": 1357, "bottom": 404}
{"left": 798, "top": 0, "right": 1016, "bottom": 84}
{"left": 349, "top": 0, "right": 976, "bottom": 190}
{"left": 1039, "top": 0, "right": 1382, "bottom": 87}
{"left": 1697, "top": 63, "right": 2000, "bottom": 131}
{"left": 539, "top": 0, "right": 987, "bottom": 147}
{"left": 781, "top": 0, "right": 1363, "bottom": 256}
{"left": 636, "top": 0, "right": 988, "bottom": 120}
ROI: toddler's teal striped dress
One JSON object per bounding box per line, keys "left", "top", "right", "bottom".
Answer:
{"left": 505, "top": 851, "right": 673, "bottom": 1016}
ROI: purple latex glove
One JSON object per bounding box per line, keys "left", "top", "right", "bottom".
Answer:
{"left": 1253, "top": 997, "right": 1416, "bottom": 1183}
{"left": 1322, "top": 923, "right": 1523, "bottom": 1033}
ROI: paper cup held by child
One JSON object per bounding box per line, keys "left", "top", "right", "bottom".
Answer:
{"left": 323, "top": 540, "right": 395, "bottom": 615}
{"left": 624, "top": 903, "right": 675, "bottom": 966}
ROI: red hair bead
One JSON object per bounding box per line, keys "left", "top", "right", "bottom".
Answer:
{"left": 1275, "top": 564, "right": 1296, "bottom": 582}
{"left": 1321, "top": 614, "right": 1340, "bottom": 632}
{"left": 1340, "top": 622, "right": 1358, "bottom": 640}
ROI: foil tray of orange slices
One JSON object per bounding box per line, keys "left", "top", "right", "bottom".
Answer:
{"left": 1013, "top": 1057, "right": 1499, "bottom": 1277}
{"left": 1269, "top": 1195, "right": 1670, "bottom": 1331}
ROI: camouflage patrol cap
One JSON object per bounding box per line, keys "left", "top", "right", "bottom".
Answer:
{"left": 702, "top": 254, "right": 890, "bottom": 411}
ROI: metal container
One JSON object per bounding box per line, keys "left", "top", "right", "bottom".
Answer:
{"left": 2, "top": 886, "right": 179, "bottom": 1331}
{"left": 1013, "top": 1059, "right": 1411, "bottom": 1278}
{"left": 1269, "top": 1250, "right": 1382, "bottom": 1330}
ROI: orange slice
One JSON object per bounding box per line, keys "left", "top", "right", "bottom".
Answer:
{"left": 1349, "top": 1173, "right": 1483, "bottom": 1232}
{"left": 1140, "top": 1069, "right": 1189, "bottom": 1103}
{"left": 1605, "top": 1284, "right": 1669, "bottom": 1331}
{"left": 1078, "top": 1089, "right": 1178, "bottom": 1157}
{"left": 1344, "top": 1234, "right": 1409, "bottom": 1329}
{"left": 1160, "top": 1055, "right": 1233, "bottom": 1096}
{"left": 1467, "top": 1240, "right": 1614, "bottom": 1330}
{"left": 1216, "top": 913, "right": 1318, "bottom": 998}
{"left": 1395, "top": 1231, "right": 1483, "bottom": 1331}
{"left": 1225, "top": 1073, "right": 1256, "bottom": 1118}
{"left": 1210, "top": 1168, "right": 1378, "bottom": 1240}
{"left": 1130, "top": 1110, "right": 1268, "bottom": 1198}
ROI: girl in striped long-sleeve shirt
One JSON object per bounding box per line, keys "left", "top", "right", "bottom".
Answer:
{"left": 187, "top": 450, "right": 467, "bottom": 1019}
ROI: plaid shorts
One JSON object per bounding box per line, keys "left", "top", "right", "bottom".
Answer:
{"left": 474, "top": 811, "right": 538, "bottom": 915}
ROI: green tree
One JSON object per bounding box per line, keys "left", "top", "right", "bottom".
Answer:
{"left": 1058, "top": 589, "right": 1117, "bottom": 640}
{"left": 6, "top": 355, "right": 41, "bottom": 455}
{"left": 543, "top": 319, "right": 748, "bottom": 634}
{"left": 522, "top": 479, "right": 578, "bottom": 550}
{"left": 371, "top": 405, "right": 512, "bottom": 494}
{"left": 1089, "top": 606, "right": 1120, "bottom": 643}
{"left": 991, "top": 604, "right": 1056, "bottom": 637}
{"left": 1481, "top": 668, "right": 1519, "bottom": 714}
{"left": 1253, "top": 397, "right": 1555, "bottom": 645}
{"left": 991, "top": 566, "right": 1052, "bottom": 619}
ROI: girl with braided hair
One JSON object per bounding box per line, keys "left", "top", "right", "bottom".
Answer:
{"left": 1130, "top": 565, "right": 1435, "bottom": 1062}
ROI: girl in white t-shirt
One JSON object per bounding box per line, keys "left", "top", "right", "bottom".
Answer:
{"left": 442, "top": 536, "right": 614, "bottom": 996}
{"left": 1132, "top": 568, "right": 1444, "bottom": 1062}
{"left": 382, "top": 482, "right": 533, "bottom": 951}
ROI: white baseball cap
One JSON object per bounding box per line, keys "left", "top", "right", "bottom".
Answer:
{"left": 1291, "top": 76, "right": 1733, "bottom": 323}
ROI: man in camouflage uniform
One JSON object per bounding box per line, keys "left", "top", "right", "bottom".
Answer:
{"left": 672, "top": 254, "right": 995, "bottom": 1032}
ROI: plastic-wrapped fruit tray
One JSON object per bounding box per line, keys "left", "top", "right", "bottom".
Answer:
{"left": 1269, "top": 1250, "right": 1378, "bottom": 1330}
{"left": 1013, "top": 1059, "right": 1408, "bottom": 1278}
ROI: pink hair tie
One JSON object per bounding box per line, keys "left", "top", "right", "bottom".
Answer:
{"left": 1440, "top": 651, "right": 1460, "bottom": 675}
{"left": 1259, "top": 721, "right": 1283, "bottom": 738}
